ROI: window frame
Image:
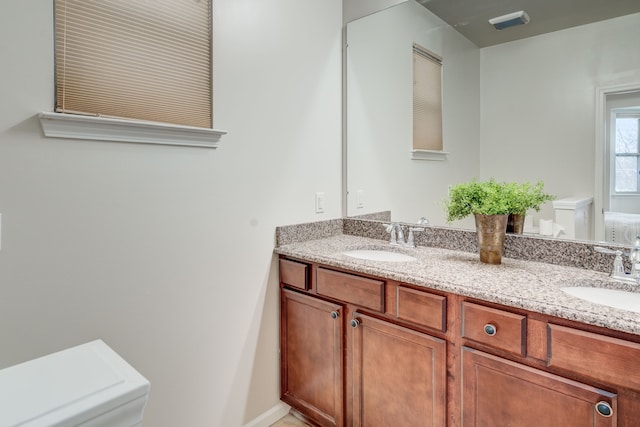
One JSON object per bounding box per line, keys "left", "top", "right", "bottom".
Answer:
{"left": 40, "top": 0, "right": 226, "bottom": 148}
{"left": 611, "top": 112, "right": 640, "bottom": 195}
{"left": 411, "top": 43, "right": 447, "bottom": 161}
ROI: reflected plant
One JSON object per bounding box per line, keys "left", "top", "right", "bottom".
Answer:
{"left": 505, "top": 181, "right": 555, "bottom": 215}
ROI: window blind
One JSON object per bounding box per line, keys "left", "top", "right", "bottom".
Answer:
{"left": 55, "top": 0, "right": 212, "bottom": 128}
{"left": 413, "top": 43, "right": 443, "bottom": 151}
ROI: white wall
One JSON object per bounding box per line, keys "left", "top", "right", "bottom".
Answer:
{"left": 480, "top": 12, "right": 640, "bottom": 224}
{"left": 346, "top": 0, "right": 480, "bottom": 225}
{"left": 0, "top": 1, "right": 342, "bottom": 426}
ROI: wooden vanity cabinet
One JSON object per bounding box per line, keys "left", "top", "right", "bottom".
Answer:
{"left": 280, "top": 288, "right": 344, "bottom": 427}
{"left": 351, "top": 312, "right": 447, "bottom": 427}
{"left": 459, "top": 300, "right": 640, "bottom": 426}
{"left": 462, "top": 347, "right": 616, "bottom": 427}
{"left": 279, "top": 259, "right": 447, "bottom": 427}
{"left": 280, "top": 257, "right": 640, "bottom": 426}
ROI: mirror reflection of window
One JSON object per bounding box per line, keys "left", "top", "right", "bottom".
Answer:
{"left": 614, "top": 115, "right": 640, "bottom": 193}
{"left": 603, "top": 90, "right": 640, "bottom": 244}
{"left": 412, "top": 43, "right": 442, "bottom": 152}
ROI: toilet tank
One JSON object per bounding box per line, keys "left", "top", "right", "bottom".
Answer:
{"left": 552, "top": 196, "right": 593, "bottom": 240}
{"left": 0, "top": 340, "right": 150, "bottom": 427}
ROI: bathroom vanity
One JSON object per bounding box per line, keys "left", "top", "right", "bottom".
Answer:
{"left": 276, "top": 231, "right": 640, "bottom": 427}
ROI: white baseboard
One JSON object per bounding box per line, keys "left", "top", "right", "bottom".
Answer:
{"left": 243, "top": 402, "right": 291, "bottom": 427}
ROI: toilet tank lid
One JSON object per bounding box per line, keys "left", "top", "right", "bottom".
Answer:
{"left": 0, "top": 339, "right": 150, "bottom": 427}
{"left": 552, "top": 196, "right": 594, "bottom": 210}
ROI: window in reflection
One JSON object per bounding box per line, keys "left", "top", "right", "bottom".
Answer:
{"left": 412, "top": 43, "right": 443, "bottom": 152}
{"left": 614, "top": 116, "right": 640, "bottom": 193}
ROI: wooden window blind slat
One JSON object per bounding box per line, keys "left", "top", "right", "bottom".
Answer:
{"left": 55, "top": 0, "right": 213, "bottom": 128}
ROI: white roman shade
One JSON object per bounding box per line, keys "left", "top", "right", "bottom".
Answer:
{"left": 413, "top": 43, "right": 443, "bottom": 152}
{"left": 55, "top": 0, "right": 213, "bottom": 128}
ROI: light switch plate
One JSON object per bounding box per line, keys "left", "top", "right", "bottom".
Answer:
{"left": 315, "top": 192, "right": 325, "bottom": 213}
{"left": 356, "top": 190, "right": 364, "bottom": 208}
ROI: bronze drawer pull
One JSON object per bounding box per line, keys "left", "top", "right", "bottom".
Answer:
{"left": 595, "top": 401, "right": 613, "bottom": 417}
{"left": 483, "top": 323, "right": 497, "bottom": 336}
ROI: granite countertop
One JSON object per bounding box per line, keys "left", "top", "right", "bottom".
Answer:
{"left": 275, "top": 234, "right": 640, "bottom": 336}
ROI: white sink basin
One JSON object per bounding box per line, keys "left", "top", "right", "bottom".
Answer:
{"left": 561, "top": 286, "right": 640, "bottom": 313}
{"left": 343, "top": 249, "right": 417, "bottom": 262}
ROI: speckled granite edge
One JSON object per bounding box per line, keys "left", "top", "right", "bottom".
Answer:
{"left": 274, "top": 233, "right": 640, "bottom": 335}
{"left": 277, "top": 217, "right": 628, "bottom": 274}
{"left": 344, "top": 219, "right": 480, "bottom": 254}
{"left": 275, "top": 218, "right": 344, "bottom": 246}
{"left": 344, "top": 218, "right": 621, "bottom": 273}
{"left": 503, "top": 234, "right": 616, "bottom": 273}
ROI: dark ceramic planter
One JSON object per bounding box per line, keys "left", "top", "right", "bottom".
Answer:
{"left": 506, "top": 213, "right": 525, "bottom": 234}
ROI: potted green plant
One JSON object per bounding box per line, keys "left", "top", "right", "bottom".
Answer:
{"left": 504, "top": 182, "right": 555, "bottom": 234}
{"left": 444, "top": 179, "right": 512, "bottom": 222}
{"left": 444, "top": 179, "right": 512, "bottom": 264}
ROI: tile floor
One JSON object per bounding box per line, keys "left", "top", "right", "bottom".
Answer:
{"left": 270, "top": 413, "right": 311, "bottom": 427}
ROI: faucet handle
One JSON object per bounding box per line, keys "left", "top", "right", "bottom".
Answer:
{"left": 594, "top": 246, "right": 621, "bottom": 255}
{"left": 595, "top": 246, "right": 630, "bottom": 278}
{"left": 384, "top": 223, "right": 398, "bottom": 244}
{"left": 613, "top": 252, "right": 626, "bottom": 275}
{"left": 595, "top": 246, "right": 629, "bottom": 258}
{"left": 630, "top": 236, "right": 640, "bottom": 263}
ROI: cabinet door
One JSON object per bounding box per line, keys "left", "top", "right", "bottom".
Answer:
{"left": 462, "top": 347, "right": 617, "bottom": 427}
{"left": 351, "top": 312, "right": 447, "bottom": 427}
{"left": 281, "top": 289, "right": 344, "bottom": 427}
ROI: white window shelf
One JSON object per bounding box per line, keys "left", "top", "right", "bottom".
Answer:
{"left": 411, "top": 149, "right": 448, "bottom": 161}
{"left": 39, "top": 112, "right": 227, "bottom": 148}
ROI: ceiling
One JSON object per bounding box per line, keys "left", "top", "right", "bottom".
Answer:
{"left": 417, "top": 0, "right": 640, "bottom": 47}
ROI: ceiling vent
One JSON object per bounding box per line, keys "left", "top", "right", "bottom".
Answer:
{"left": 489, "top": 11, "right": 530, "bottom": 30}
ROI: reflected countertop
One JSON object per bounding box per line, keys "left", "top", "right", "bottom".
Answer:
{"left": 275, "top": 234, "right": 640, "bottom": 336}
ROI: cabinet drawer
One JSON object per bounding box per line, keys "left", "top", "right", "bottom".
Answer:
{"left": 316, "top": 268, "right": 384, "bottom": 311}
{"left": 548, "top": 324, "right": 640, "bottom": 389}
{"left": 462, "top": 301, "right": 526, "bottom": 357}
{"left": 280, "top": 259, "right": 309, "bottom": 290}
{"left": 396, "top": 286, "right": 446, "bottom": 332}
{"left": 462, "top": 347, "right": 617, "bottom": 427}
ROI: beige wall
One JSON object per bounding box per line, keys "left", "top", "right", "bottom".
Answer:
{"left": 346, "top": 1, "right": 481, "bottom": 225}
{"left": 0, "top": 1, "right": 342, "bottom": 426}
{"left": 480, "top": 12, "right": 640, "bottom": 227}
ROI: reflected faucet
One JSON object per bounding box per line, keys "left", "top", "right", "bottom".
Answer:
{"left": 630, "top": 236, "right": 640, "bottom": 282}
{"left": 385, "top": 223, "right": 405, "bottom": 246}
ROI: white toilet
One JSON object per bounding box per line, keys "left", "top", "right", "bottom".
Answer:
{"left": 0, "top": 340, "right": 150, "bottom": 427}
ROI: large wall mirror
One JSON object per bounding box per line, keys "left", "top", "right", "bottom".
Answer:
{"left": 345, "top": 0, "right": 640, "bottom": 244}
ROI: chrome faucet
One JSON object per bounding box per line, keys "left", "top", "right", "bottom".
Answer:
{"left": 385, "top": 223, "right": 405, "bottom": 246}
{"left": 594, "top": 245, "right": 639, "bottom": 284}
{"left": 384, "top": 223, "right": 423, "bottom": 248}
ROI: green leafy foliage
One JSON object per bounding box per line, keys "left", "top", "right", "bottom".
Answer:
{"left": 444, "top": 179, "right": 555, "bottom": 222}
{"left": 504, "top": 181, "right": 555, "bottom": 215}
